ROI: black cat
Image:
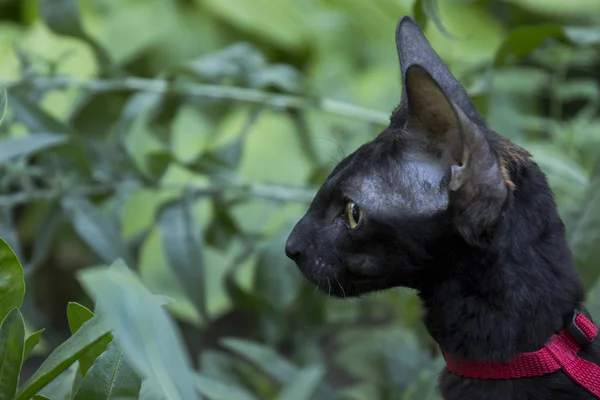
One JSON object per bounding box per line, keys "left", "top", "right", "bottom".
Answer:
{"left": 285, "top": 16, "right": 600, "bottom": 400}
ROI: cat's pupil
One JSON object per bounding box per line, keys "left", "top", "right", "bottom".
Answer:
{"left": 352, "top": 204, "right": 360, "bottom": 223}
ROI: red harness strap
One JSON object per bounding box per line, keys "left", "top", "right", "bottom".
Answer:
{"left": 444, "top": 310, "right": 600, "bottom": 398}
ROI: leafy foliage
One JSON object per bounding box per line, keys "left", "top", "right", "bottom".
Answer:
{"left": 0, "top": 0, "right": 599, "bottom": 399}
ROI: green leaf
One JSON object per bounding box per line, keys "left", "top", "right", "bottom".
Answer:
{"left": 254, "top": 234, "right": 301, "bottom": 311}
{"left": 38, "top": 0, "right": 111, "bottom": 71}
{"left": 39, "top": 0, "right": 86, "bottom": 37}
{"left": 33, "top": 396, "right": 51, "bottom": 400}
{"left": 6, "top": 90, "right": 90, "bottom": 173}
{"left": 72, "top": 340, "right": 142, "bottom": 400}
{"left": 24, "top": 202, "right": 63, "bottom": 274}
{"left": 39, "top": 363, "right": 78, "bottom": 400}
{"left": 158, "top": 199, "right": 207, "bottom": 320}
{"left": 139, "top": 380, "right": 166, "bottom": 400}
{"left": 23, "top": 329, "right": 45, "bottom": 362}
{"left": 568, "top": 168, "right": 600, "bottom": 287}
{"left": 495, "top": 25, "right": 565, "bottom": 66}
{"left": 0, "top": 237, "right": 25, "bottom": 323}
{"left": 0, "top": 308, "right": 25, "bottom": 400}
{"left": 77, "top": 261, "right": 197, "bottom": 400}
{"left": 62, "top": 197, "right": 134, "bottom": 267}
{"left": 15, "top": 316, "right": 111, "bottom": 400}
{"left": 0, "top": 134, "right": 68, "bottom": 165}
{"left": 276, "top": 366, "right": 325, "bottom": 400}
{"left": 195, "top": 374, "right": 258, "bottom": 400}
{"left": 7, "top": 91, "right": 73, "bottom": 134}
{"left": 67, "top": 302, "right": 112, "bottom": 375}
{"left": 564, "top": 26, "right": 600, "bottom": 45}
{"left": 67, "top": 303, "right": 95, "bottom": 334}
{"left": 220, "top": 339, "right": 297, "bottom": 384}
{"left": 0, "top": 89, "right": 6, "bottom": 127}
{"left": 414, "top": 0, "right": 453, "bottom": 37}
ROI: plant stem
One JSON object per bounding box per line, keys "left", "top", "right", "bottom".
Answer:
{"left": 0, "top": 76, "right": 390, "bottom": 125}
{"left": 0, "top": 181, "right": 317, "bottom": 208}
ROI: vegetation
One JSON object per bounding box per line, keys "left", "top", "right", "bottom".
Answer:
{"left": 0, "top": 0, "right": 600, "bottom": 399}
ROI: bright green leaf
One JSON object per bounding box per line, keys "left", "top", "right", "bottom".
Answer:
{"left": 67, "top": 302, "right": 112, "bottom": 375}
{"left": 77, "top": 261, "right": 197, "bottom": 400}
{"left": 15, "top": 316, "right": 111, "bottom": 400}
{"left": 67, "top": 303, "right": 95, "bottom": 334}
{"left": 0, "top": 133, "right": 68, "bottom": 165}
{"left": 0, "top": 308, "right": 25, "bottom": 400}
{"left": 0, "top": 237, "right": 25, "bottom": 323}
{"left": 159, "top": 200, "right": 207, "bottom": 320}
{"left": 23, "top": 329, "right": 44, "bottom": 362}
{"left": 72, "top": 340, "right": 141, "bottom": 400}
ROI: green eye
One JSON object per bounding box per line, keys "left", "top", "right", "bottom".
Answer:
{"left": 345, "top": 201, "right": 362, "bottom": 229}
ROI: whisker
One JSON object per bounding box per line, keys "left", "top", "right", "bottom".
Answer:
{"left": 335, "top": 278, "right": 346, "bottom": 298}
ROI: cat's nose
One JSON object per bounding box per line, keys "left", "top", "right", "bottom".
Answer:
{"left": 285, "top": 234, "right": 302, "bottom": 261}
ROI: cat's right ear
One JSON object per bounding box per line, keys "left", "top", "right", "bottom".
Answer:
{"left": 395, "top": 18, "right": 508, "bottom": 245}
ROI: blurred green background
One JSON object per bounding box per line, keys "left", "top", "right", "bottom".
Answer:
{"left": 1, "top": 0, "right": 600, "bottom": 399}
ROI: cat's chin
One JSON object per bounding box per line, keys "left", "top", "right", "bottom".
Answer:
{"left": 304, "top": 272, "right": 391, "bottom": 298}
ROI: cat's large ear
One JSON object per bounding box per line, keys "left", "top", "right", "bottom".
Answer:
{"left": 397, "top": 18, "right": 508, "bottom": 245}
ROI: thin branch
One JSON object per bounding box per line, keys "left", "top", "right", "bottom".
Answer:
{"left": 0, "top": 181, "right": 317, "bottom": 208}
{"left": 0, "top": 76, "right": 390, "bottom": 125}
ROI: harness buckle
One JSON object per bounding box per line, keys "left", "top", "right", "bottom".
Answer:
{"left": 566, "top": 307, "right": 595, "bottom": 348}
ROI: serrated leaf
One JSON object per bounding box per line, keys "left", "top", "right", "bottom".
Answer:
{"left": 23, "top": 329, "right": 44, "bottom": 362}
{"left": 77, "top": 261, "right": 197, "bottom": 400}
{"left": 276, "top": 366, "right": 325, "bottom": 400}
{"left": 62, "top": 197, "right": 134, "bottom": 267}
{"left": 0, "top": 133, "right": 68, "bottom": 165}
{"left": 195, "top": 374, "right": 258, "bottom": 400}
{"left": 0, "top": 308, "right": 25, "bottom": 400}
{"left": 159, "top": 200, "right": 207, "bottom": 320}
{"left": 72, "top": 340, "right": 141, "bottom": 400}
{"left": 0, "top": 238, "right": 25, "bottom": 323}
{"left": 15, "top": 317, "right": 111, "bottom": 400}
{"left": 67, "top": 302, "right": 112, "bottom": 375}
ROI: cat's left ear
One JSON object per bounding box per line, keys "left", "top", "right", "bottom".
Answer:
{"left": 400, "top": 55, "right": 508, "bottom": 245}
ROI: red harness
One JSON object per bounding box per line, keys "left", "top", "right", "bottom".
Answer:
{"left": 444, "top": 309, "right": 600, "bottom": 398}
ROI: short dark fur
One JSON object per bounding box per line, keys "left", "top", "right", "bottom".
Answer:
{"left": 285, "top": 16, "right": 600, "bottom": 400}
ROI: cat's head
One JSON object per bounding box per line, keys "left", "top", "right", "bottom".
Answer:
{"left": 285, "top": 16, "right": 518, "bottom": 297}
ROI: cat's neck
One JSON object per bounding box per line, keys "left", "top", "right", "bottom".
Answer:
{"left": 417, "top": 167, "right": 584, "bottom": 362}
